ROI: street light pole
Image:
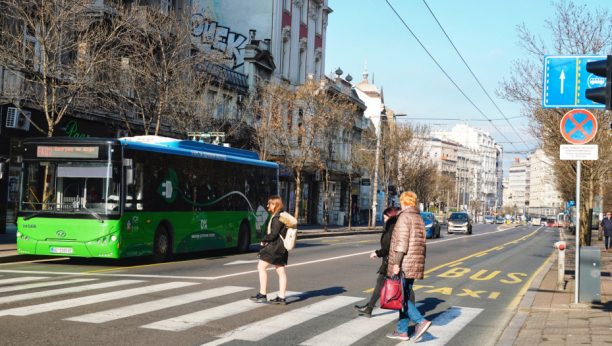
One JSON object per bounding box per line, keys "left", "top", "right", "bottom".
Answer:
{"left": 371, "top": 120, "right": 382, "bottom": 229}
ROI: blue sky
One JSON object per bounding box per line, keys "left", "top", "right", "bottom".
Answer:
{"left": 325, "top": 0, "right": 610, "bottom": 173}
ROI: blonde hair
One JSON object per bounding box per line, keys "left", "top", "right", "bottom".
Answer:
{"left": 268, "top": 195, "right": 284, "bottom": 214}
{"left": 400, "top": 191, "right": 417, "bottom": 208}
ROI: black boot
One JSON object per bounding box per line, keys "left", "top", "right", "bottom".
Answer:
{"left": 250, "top": 293, "right": 267, "bottom": 302}
{"left": 354, "top": 304, "right": 373, "bottom": 317}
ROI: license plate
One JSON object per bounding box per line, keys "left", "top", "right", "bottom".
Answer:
{"left": 50, "top": 247, "right": 73, "bottom": 254}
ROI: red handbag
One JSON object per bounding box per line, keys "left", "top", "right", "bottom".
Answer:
{"left": 380, "top": 272, "right": 404, "bottom": 310}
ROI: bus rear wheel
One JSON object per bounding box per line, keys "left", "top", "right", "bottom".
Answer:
{"left": 236, "top": 223, "right": 251, "bottom": 254}
{"left": 153, "top": 227, "right": 169, "bottom": 262}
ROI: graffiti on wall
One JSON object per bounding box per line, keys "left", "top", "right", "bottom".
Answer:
{"left": 192, "top": 13, "right": 248, "bottom": 71}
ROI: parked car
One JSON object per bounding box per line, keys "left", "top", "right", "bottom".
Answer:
{"left": 421, "top": 212, "right": 441, "bottom": 239}
{"left": 496, "top": 217, "right": 504, "bottom": 224}
{"left": 484, "top": 216, "right": 494, "bottom": 224}
{"left": 447, "top": 212, "right": 472, "bottom": 235}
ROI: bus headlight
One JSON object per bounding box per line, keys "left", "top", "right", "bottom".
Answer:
{"left": 16, "top": 232, "right": 21, "bottom": 237}
{"left": 111, "top": 236, "right": 117, "bottom": 242}
{"left": 98, "top": 239, "right": 101, "bottom": 244}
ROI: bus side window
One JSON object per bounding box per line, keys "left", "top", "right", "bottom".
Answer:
{"left": 126, "top": 163, "right": 144, "bottom": 211}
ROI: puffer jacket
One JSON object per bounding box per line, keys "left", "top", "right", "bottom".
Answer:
{"left": 386, "top": 206, "right": 426, "bottom": 279}
{"left": 375, "top": 216, "right": 397, "bottom": 274}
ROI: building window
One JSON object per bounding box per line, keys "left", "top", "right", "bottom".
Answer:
{"left": 160, "top": 0, "right": 173, "bottom": 14}
{"left": 298, "top": 50, "right": 305, "bottom": 84}
{"left": 281, "top": 39, "right": 290, "bottom": 77}
{"left": 314, "top": 57, "right": 320, "bottom": 79}
{"left": 24, "top": 22, "right": 41, "bottom": 71}
{"left": 284, "top": 0, "right": 291, "bottom": 12}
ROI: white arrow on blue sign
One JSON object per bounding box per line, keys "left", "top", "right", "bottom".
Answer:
{"left": 542, "top": 55, "right": 607, "bottom": 108}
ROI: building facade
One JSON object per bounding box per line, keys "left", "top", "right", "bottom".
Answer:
{"left": 526, "top": 149, "right": 563, "bottom": 215}
{"left": 432, "top": 124, "right": 503, "bottom": 213}
{"left": 509, "top": 162, "right": 527, "bottom": 214}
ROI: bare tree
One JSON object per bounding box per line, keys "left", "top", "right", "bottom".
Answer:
{"left": 99, "top": 2, "right": 230, "bottom": 137}
{"left": 0, "top": 0, "right": 128, "bottom": 137}
{"left": 315, "top": 81, "right": 360, "bottom": 231}
{"left": 497, "top": 0, "right": 612, "bottom": 245}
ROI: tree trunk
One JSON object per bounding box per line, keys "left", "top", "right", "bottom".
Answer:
{"left": 294, "top": 173, "right": 301, "bottom": 222}
{"left": 323, "top": 168, "right": 329, "bottom": 231}
{"left": 347, "top": 174, "right": 352, "bottom": 231}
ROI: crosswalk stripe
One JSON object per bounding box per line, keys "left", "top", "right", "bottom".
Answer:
{"left": 0, "top": 279, "right": 143, "bottom": 305}
{"left": 65, "top": 286, "right": 252, "bottom": 323}
{"left": 0, "top": 277, "right": 49, "bottom": 285}
{"left": 0, "top": 281, "right": 198, "bottom": 317}
{"left": 201, "top": 295, "right": 364, "bottom": 345}
{"left": 396, "top": 306, "right": 483, "bottom": 346}
{"left": 300, "top": 303, "right": 424, "bottom": 346}
{"left": 0, "top": 279, "right": 99, "bottom": 294}
{"left": 141, "top": 291, "right": 303, "bottom": 332}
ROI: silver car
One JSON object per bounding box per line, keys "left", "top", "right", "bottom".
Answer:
{"left": 447, "top": 212, "right": 473, "bottom": 235}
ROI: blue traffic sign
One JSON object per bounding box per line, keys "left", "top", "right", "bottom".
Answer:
{"left": 543, "top": 55, "right": 607, "bottom": 108}
{"left": 570, "top": 201, "right": 575, "bottom": 206}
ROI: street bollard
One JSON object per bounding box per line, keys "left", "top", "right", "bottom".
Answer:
{"left": 554, "top": 241, "right": 566, "bottom": 290}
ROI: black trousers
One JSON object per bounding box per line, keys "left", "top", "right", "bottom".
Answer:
{"left": 605, "top": 236, "right": 611, "bottom": 250}
{"left": 368, "top": 273, "right": 416, "bottom": 307}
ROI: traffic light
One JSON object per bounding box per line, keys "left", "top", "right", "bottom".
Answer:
{"left": 514, "top": 205, "right": 517, "bottom": 210}
{"left": 585, "top": 55, "right": 612, "bottom": 110}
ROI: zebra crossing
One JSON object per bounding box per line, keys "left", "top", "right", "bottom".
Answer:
{"left": 0, "top": 275, "right": 484, "bottom": 345}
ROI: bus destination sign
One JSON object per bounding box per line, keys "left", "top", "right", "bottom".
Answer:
{"left": 37, "top": 146, "right": 99, "bottom": 158}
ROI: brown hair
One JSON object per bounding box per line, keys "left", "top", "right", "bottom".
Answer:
{"left": 268, "top": 195, "right": 284, "bottom": 214}
{"left": 400, "top": 191, "right": 417, "bottom": 207}
{"left": 383, "top": 206, "right": 398, "bottom": 218}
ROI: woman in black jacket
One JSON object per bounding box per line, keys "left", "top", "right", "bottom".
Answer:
{"left": 251, "top": 196, "right": 289, "bottom": 305}
{"left": 354, "top": 206, "right": 414, "bottom": 317}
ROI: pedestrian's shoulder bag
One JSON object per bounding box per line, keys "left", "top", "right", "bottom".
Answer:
{"left": 279, "top": 212, "right": 298, "bottom": 251}
{"left": 380, "top": 270, "right": 404, "bottom": 310}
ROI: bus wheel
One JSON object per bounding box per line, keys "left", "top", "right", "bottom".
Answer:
{"left": 153, "top": 227, "right": 169, "bottom": 263}
{"left": 236, "top": 223, "right": 251, "bottom": 254}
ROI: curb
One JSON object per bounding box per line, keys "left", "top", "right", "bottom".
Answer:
{"left": 496, "top": 251, "right": 558, "bottom": 346}
{"left": 297, "top": 230, "right": 382, "bottom": 239}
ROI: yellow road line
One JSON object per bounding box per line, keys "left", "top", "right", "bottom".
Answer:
{"left": 363, "top": 288, "right": 375, "bottom": 293}
{"left": 424, "top": 230, "right": 538, "bottom": 275}
{"left": 507, "top": 250, "right": 555, "bottom": 310}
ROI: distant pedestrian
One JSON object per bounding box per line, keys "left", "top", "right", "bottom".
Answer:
{"left": 251, "top": 196, "right": 292, "bottom": 305}
{"left": 601, "top": 212, "right": 612, "bottom": 252}
{"left": 354, "top": 206, "right": 415, "bottom": 317}
{"left": 352, "top": 202, "right": 358, "bottom": 224}
{"left": 385, "top": 191, "right": 431, "bottom": 342}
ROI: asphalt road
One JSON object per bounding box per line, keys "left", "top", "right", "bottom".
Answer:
{"left": 0, "top": 223, "right": 561, "bottom": 346}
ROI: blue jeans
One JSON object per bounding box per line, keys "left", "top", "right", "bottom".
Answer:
{"left": 397, "top": 277, "right": 425, "bottom": 333}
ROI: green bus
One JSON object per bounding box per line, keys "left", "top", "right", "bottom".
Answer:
{"left": 17, "top": 136, "right": 278, "bottom": 262}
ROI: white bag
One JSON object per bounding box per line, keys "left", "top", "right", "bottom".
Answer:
{"left": 279, "top": 212, "right": 298, "bottom": 251}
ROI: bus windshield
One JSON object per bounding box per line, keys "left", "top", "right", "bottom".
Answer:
{"left": 20, "top": 161, "right": 121, "bottom": 217}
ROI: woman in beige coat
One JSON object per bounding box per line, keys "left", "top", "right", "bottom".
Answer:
{"left": 385, "top": 191, "right": 432, "bottom": 342}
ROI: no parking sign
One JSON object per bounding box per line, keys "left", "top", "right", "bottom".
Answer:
{"left": 560, "top": 109, "right": 598, "bottom": 144}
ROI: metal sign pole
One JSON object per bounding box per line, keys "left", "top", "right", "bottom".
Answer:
{"left": 575, "top": 160, "right": 581, "bottom": 303}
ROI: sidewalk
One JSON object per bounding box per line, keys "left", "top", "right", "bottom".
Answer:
{"left": 498, "top": 228, "right": 612, "bottom": 346}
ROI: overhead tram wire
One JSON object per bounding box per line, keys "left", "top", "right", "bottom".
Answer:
{"left": 383, "top": 0, "right": 524, "bottom": 154}
{"left": 400, "top": 116, "right": 524, "bottom": 121}
{"left": 420, "top": 0, "right": 531, "bottom": 150}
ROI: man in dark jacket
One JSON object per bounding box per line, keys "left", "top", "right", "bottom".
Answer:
{"left": 601, "top": 212, "right": 612, "bottom": 252}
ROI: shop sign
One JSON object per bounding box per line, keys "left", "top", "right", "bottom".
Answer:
{"left": 64, "top": 120, "right": 91, "bottom": 138}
